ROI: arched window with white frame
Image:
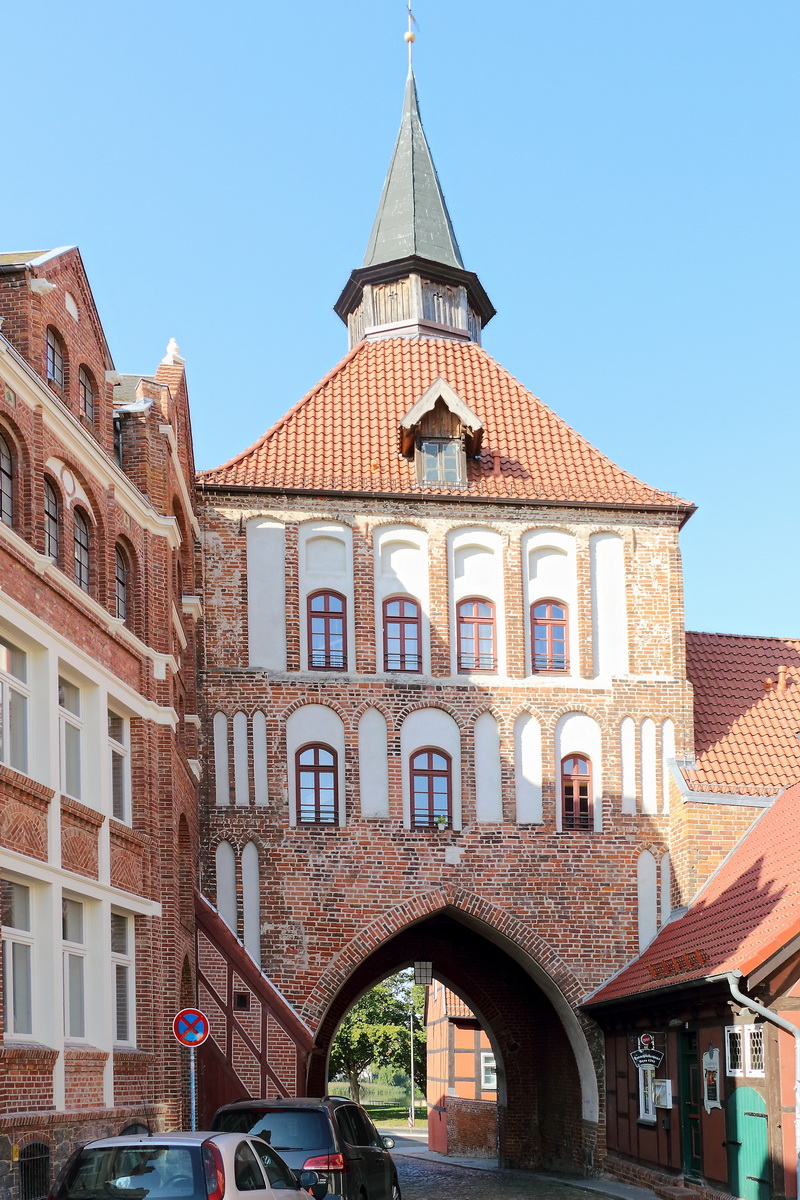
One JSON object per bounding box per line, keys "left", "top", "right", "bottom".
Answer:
{"left": 374, "top": 525, "right": 430, "bottom": 673}
{"left": 448, "top": 527, "right": 505, "bottom": 675}
{"left": 400, "top": 708, "right": 462, "bottom": 830}
{"left": 554, "top": 712, "right": 602, "bottom": 832}
{"left": 299, "top": 523, "right": 354, "bottom": 671}
{"left": 523, "top": 529, "right": 577, "bottom": 678}
{"left": 286, "top": 704, "right": 346, "bottom": 826}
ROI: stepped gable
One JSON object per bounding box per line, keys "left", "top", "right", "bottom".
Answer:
{"left": 200, "top": 338, "right": 691, "bottom": 510}
{"left": 587, "top": 780, "right": 800, "bottom": 1005}
{"left": 684, "top": 631, "right": 800, "bottom": 796}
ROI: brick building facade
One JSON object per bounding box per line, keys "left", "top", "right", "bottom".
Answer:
{"left": 0, "top": 249, "right": 200, "bottom": 1195}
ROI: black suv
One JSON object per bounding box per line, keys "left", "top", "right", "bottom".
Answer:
{"left": 211, "top": 1097, "right": 401, "bottom": 1200}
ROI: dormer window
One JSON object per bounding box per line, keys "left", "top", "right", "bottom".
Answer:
{"left": 418, "top": 438, "right": 464, "bottom": 486}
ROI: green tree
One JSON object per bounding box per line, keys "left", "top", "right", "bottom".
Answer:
{"left": 329, "top": 974, "right": 426, "bottom": 1105}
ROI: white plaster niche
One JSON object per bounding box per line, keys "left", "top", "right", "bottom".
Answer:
{"left": 246, "top": 519, "right": 286, "bottom": 670}
{"left": 359, "top": 707, "right": 390, "bottom": 818}
{"left": 620, "top": 716, "right": 637, "bottom": 814}
{"left": 640, "top": 718, "right": 657, "bottom": 815}
{"left": 233, "top": 711, "right": 250, "bottom": 806}
{"left": 637, "top": 849, "right": 658, "bottom": 951}
{"left": 589, "top": 532, "right": 628, "bottom": 678}
{"left": 242, "top": 841, "right": 261, "bottom": 966}
{"left": 514, "top": 713, "right": 542, "bottom": 823}
{"left": 252, "top": 711, "right": 269, "bottom": 806}
{"left": 474, "top": 712, "right": 503, "bottom": 822}
{"left": 213, "top": 712, "right": 230, "bottom": 807}
{"left": 215, "top": 840, "right": 237, "bottom": 931}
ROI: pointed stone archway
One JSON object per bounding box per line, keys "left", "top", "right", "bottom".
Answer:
{"left": 304, "top": 892, "right": 601, "bottom": 1172}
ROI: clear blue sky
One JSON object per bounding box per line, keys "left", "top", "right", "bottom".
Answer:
{"left": 5, "top": 1, "right": 798, "bottom": 638}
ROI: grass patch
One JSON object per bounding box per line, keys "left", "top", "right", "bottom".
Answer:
{"left": 365, "top": 1103, "right": 427, "bottom": 1128}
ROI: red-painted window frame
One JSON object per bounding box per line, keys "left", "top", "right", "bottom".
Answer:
{"left": 307, "top": 590, "right": 347, "bottom": 670}
{"left": 410, "top": 747, "right": 452, "bottom": 829}
{"left": 456, "top": 597, "right": 496, "bottom": 673}
{"left": 295, "top": 743, "right": 338, "bottom": 825}
{"left": 383, "top": 596, "right": 422, "bottom": 672}
{"left": 531, "top": 599, "right": 569, "bottom": 673}
{"left": 561, "top": 754, "right": 592, "bottom": 831}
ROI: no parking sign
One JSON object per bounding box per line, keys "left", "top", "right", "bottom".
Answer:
{"left": 173, "top": 1007, "right": 210, "bottom": 1047}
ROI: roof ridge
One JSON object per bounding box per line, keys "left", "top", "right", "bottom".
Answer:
{"left": 687, "top": 629, "right": 800, "bottom": 645}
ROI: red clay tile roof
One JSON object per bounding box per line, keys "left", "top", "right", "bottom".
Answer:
{"left": 200, "top": 338, "right": 691, "bottom": 510}
{"left": 443, "top": 989, "right": 477, "bottom": 1019}
{"left": 587, "top": 779, "right": 800, "bottom": 1005}
{"left": 685, "top": 632, "right": 800, "bottom": 796}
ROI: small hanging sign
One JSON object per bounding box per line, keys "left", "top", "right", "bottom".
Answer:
{"left": 630, "top": 1032, "right": 664, "bottom": 1070}
{"left": 702, "top": 1045, "right": 722, "bottom": 1113}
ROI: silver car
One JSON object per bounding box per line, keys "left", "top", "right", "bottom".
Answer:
{"left": 49, "top": 1131, "right": 322, "bottom": 1200}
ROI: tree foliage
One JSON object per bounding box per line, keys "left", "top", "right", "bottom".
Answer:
{"left": 328, "top": 974, "right": 426, "bottom": 1105}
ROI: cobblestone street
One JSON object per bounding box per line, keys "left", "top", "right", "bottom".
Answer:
{"left": 395, "top": 1156, "right": 629, "bottom": 1200}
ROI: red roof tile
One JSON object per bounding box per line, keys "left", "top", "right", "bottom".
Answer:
{"left": 587, "top": 780, "right": 800, "bottom": 1004}
{"left": 443, "top": 989, "right": 477, "bottom": 1019}
{"left": 200, "top": 339, "right": 690, "bottom": 510}
{"left": 685, "top": 632, "right": 800, "bottom": 796}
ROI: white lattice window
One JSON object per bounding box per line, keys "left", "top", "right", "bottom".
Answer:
{"left": 725, "top": 1026, "right": 743, "bottom": 1076}
{"left": 745, "top": 1024, "right": 765, "bottom": 1077}
{"left": 481, "top": 1051, "right": 497, "bottom": 1089}
{"left": 638, "top": 1064, "right": 656, "bottom": 1122}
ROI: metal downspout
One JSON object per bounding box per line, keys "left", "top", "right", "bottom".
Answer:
{"left": 727, "top": 972, "right": 800, "bottom": 1200}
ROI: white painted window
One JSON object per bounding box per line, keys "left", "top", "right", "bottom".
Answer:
{"left": 726, "top": 1026, "right": 743, "bottom": 1076}
{"left": 299, "top": 523, "right": 354, "bottom": 672}
{"left": 554, "top": 712, "right": 602, "bottom": 832}
{"left": 108, "top": 709, "right": 130, "bottom": 823}
{"left": 590, "top": 532, "right": 628, "bottom": 678}
{"left": 400, "top": 708, "right": 462, "bottom": 831}
{"left": 448, "top": 528, "right": 505, "bottom": 675}
{"left": 286, "top": 705, "right": 346, "bottom": 827}
{"left": 481, "top": 1051, "right": 497, "bottom": 1089}
{"left": 638, "top": 1064, "right": 656, "bottom": 1122}
{"left": 215, "top": 841, "right": 237, "bottom": 932}
{"left": 58, "top": 677, "right": 83, "bottom": 800}
{"left": 111, "top": 911, "right": 134, "bottom": 1045}
{"left": 745, "top": 1025, "right": 765, "bottom": 1077}
{"left": 474, "top": 712, "right": 502, "bottom": 821}
{"left": 375, "top": 526, "right": 430, "bottom": 674}
{"left": 358, "top": 707, "right": 389, "bottom": 818}
{"left": 1, "top": 879, "right": 33, "bottom": 1037}
{"left": 514, "top": 713, "right": 542, "bottom": 823}
{"left": 241, "top": 842, "right": 261, "bottom": 967}
{"left": 0, "top": 635, "right": 29, "bottom": 774}
{"left": 62, "top": 897, "right": 86, "bottom": 1040}
{"left": 522, "top": 529, "right": 577, "bottom": 678}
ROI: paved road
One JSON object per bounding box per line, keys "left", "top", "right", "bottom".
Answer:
{"left": 395, "top": 1156, "right": 631, "bottom": 1200}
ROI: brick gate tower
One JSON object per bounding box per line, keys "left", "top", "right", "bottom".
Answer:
{"left": 196, "top": 66, "right": 696, "bottom": 1170}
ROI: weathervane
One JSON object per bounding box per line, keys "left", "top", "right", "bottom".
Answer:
{"left": 404, "top": 0, "right": 418, "bottom": 69}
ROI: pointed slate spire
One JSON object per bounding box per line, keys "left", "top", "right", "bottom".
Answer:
{"left": 363, "top": 70, "right": 464, "bottom": 270}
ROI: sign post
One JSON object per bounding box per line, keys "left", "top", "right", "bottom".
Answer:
{"left": 173, "top": 1008, "right": 210, "bottom": 1131}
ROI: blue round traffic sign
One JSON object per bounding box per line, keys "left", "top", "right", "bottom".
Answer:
{"left": 173, "top": 1007, "right": 210, "bottom": 1046}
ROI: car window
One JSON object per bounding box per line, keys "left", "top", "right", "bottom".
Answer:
{"left": 249, "top": 1140, "right": 297, "bottom": 1191}
{"left": 233, "top": 1143, "right": 267, "bottom": 1192}
{"left": 214, "top": 1109, "right": 331, "bottom": 1153}
{"left": 334, "top": 1106, "right": 360, "bottom": 1146}
{"left": 337, "top": 1105, "right": 379, "bottom": 1147}
{"left": 56, "top": 1147, "right": 203, "bottom": 1200}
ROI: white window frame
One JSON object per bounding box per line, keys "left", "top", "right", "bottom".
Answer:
{"left": 111, "top": 910, "right": 135, "bottom": 1046}
{"left": 108, "top": 709, "right": 130, "bottom": 823}
{"left": 481, "top": 1051, "right": 497, "bottom": 1090}
{"left": 744, "top": 1024, "right": 765, "bottom": 1078}
{"left": 62, "top": 896, "right": 86, "bottom": 1041}
{"left": 0, "top": 635, "right": 30, "bottom": 775}
{"left": 1, "top": 879, "right": 34, "bottom": 1039}
{"left": 638, "top": 1064, "right": 656, "bottom": 1123}
{"left": 58, "top": 676, "right": 83, "bottom": 801}
{"left": 725, "top": 1025, "right": 744, "bottom": 1077}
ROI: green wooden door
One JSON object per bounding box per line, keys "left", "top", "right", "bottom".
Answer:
{"left": 680, "top": 1033, "right": 703, "bottom": 1179}
{"left": 726, "top": 1085, "right": 770, "bottom": 1200}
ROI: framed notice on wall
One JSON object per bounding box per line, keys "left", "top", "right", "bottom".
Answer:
{"left": 653, "top": 1079, "right": 672, "bottom": 1108}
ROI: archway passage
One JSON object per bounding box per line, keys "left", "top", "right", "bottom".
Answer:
{"left": 307, "top": 910, "right": 597, "bottom": 1172}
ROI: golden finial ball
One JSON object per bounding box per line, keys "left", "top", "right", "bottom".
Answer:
{"left": 404, "top": 30, "right": 416, "bottom": 43}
